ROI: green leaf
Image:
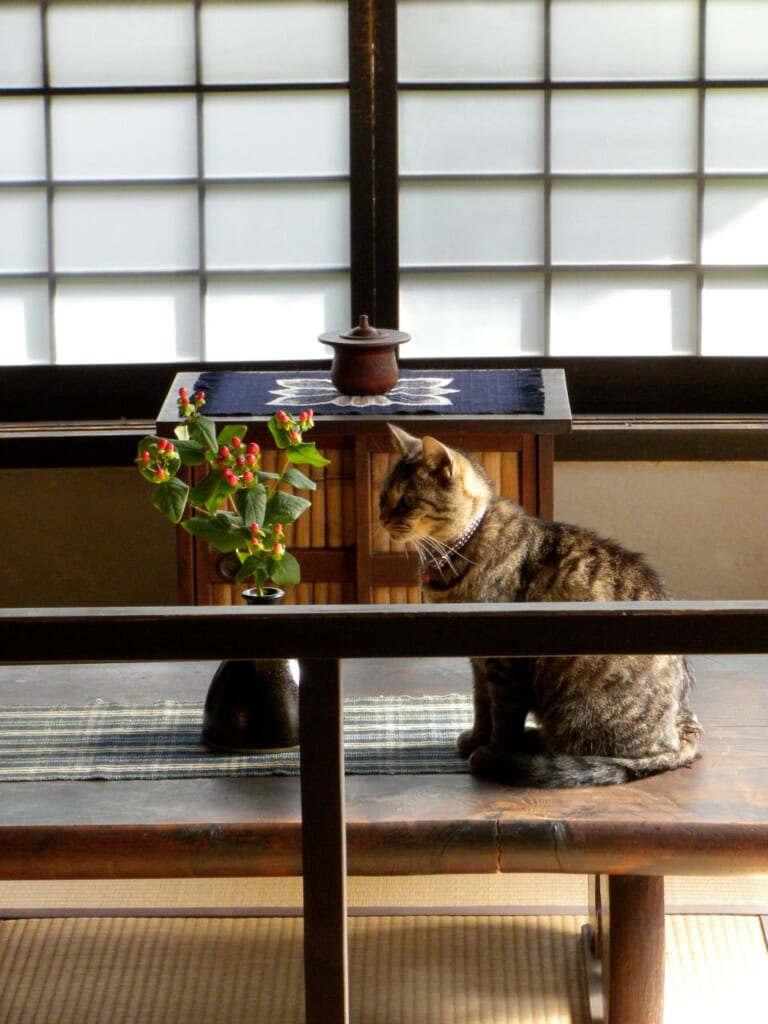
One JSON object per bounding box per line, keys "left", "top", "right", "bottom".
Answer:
{"left": 281, "top": 466, "right": 316, "bottom": 491}
{"left": 217, "top": 424, "right": 248, "bottom": 448}
{"left": 214, "top": 509, "right": 245, "bottom": 528}
{"left": 268, "top": 416, "right": 290, "bottom": 449}
{"left": 173, "top": 438, "right": 207, "bottom": 466}
{"left": 151, "top": 477, "right": 189, "bottom": 524}
{"left": 269, "top": 550, "right": 301, "bottom": 587}
{"left": 234, "top": 554, "right": 269, "bottom": 586}
{"left": 235, "top": 483, "right": 267, "bottom": 527}
{"left": 137, "top": 435, "right": 157, "bottom": 456}
{"left": 181, "top": 514, "right": 248, "bottom": 553}
{"left": 286, "top": 443, "right": 330, "bottom": 468}
{"left": 188, "top": 413, "right": 218, "bottom": 454}
{"left": 189, "top": 468, "right": 239, "bottom": 514}
{"left": 264, "top": 490, "right": 312, "bottom": 527}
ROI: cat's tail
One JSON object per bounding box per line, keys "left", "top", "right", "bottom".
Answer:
{"left": 469, "top": 720, "right": 702, "bottom": 788}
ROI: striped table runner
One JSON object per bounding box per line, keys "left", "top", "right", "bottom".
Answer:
{"left": 0, "top": 695, "right": 473, "bottom": 781}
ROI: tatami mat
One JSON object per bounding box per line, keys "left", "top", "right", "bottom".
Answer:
{"left": 664, "top": 914, "right": 768, "bottom": 1024}
{"left": 1, "top": 873, "right": 767, "bottom": 916}
{"left": 0, "top": 912, "right": 766, "bottom": 1024}
{"left": 1, "top": 876, "right": 766, "bottom": 1021}
{"left": 0, "top": 914, "right": 588, "bottom": 1024}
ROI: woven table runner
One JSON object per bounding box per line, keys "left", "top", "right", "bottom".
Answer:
{"left": 193, "top": 368, "right": 545, "bottom": 416}
{"left": 0, "top": 695, "right": 472, "bottom": 781}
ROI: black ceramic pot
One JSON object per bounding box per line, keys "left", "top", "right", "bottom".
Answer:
{"left": 201, "top": 587, "right": 300, "bottom": 754}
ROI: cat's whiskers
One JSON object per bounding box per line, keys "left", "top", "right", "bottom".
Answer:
{"left": 417, "top": 509, "right": 487, "bottom": 579}
{"left": 414, "top": 536, "right": 464, "bottom": 577}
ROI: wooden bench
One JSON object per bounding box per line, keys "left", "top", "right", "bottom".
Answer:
{"left": 1, "top": 603, "right": 767, "bottom": 1024}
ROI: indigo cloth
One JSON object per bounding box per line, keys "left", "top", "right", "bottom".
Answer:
{"left": 193, "top": 368, "right": 544, "bottom": 417}
{"left": 0, "top": 695, "right": 472, "bottom": 780}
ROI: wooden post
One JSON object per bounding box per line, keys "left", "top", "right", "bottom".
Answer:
{"left": 602, "top": 874, "right": 665, "bottom": 1024}
{"left": 299, "top": 658, "right": 349, "bottom": 1024}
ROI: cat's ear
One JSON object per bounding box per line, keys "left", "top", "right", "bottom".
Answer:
{"left": 387, "top": 423, "right": 422, "bottom": 456}
{"left": 422, "top": 436, "right": 454, "bottom": 481}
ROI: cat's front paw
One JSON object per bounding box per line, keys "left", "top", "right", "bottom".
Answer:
{"left": 457, "top": 729, "right": 486, "bottom": 759}
{"left": 468, "top": 745, "right": 506, "bottom": 779}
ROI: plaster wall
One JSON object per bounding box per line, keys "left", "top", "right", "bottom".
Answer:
{"left": 554, "top": 461, "right": 768, "bottom": 600}
{"left": 0, "top": 468, "right": 177, "bottom": 608}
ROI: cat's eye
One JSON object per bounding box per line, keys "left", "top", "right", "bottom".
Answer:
{"left": 402, "top": 494, "right": 417, "bottom": 509}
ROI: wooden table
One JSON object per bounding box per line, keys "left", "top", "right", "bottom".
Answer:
{"left": 1, "top": 603, "right": 768, "bottom": 1024}
{"left": 156, "top": 369, "right": 572, "bottom": 605}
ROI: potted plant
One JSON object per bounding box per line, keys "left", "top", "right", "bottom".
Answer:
{"left": 137, "top": 386, "right": 329, "bottom": 600}
{"left": 136, "top": 386, "right": 329, "bottom": 753}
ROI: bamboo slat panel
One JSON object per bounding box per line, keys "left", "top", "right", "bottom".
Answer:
{"left": 371, "top": 453, "right": 398, "bottom": 555}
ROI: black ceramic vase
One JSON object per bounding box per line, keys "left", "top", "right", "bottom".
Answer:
{"left": 201, "top": 587, "right": 300, "bottom": 754}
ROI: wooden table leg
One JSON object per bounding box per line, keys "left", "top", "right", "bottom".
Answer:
{"left": 583, "top": 874, "right": 665, "bottom": 1024}
{"left": 299, "top": 658, "right": 349, "bottom": 1024}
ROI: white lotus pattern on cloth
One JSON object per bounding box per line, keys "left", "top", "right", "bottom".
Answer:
{"left": 267, "top": 376, "right": 460, "bottom": 408}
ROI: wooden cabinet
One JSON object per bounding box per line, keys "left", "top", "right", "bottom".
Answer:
{"left": 158, "top": 370, "right": 571, "bottom": 605}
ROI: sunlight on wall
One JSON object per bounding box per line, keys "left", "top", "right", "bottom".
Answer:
{"left": 0, "top": 295, "right": 29, "bottom": 363}
{"left": 401, "top": 273, "right": 544, "bottom": 357}
{"left": 702, "top": 187, "right": 768, "bottom": 265}
{"left": 0, "top": 283, "right": 49, "bottom": 363}
{"left": 55, "top": 292, "right": 187, "bottom": 364}
{"left": 702, "top": 282, "right": 768, "bottom": 354}
{"left": 550, "top": 279, "right": 692, "bottom": 355}
{"left": 204, "top": 279, "right": 350, "bottom": 360}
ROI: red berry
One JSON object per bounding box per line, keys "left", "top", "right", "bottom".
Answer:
{"left": 247, "top": 442, "right": 260, "bottom": 455}
{"left": 246, "top": 453, "right": 257, "bottom": 466}
{"left": 299, "top": 411, "right": 308, "bottom": 423}
{"left": 218, "top": 445, "right": 230, "bottom": 458}
{"left": 141, "top": 450, "right": 150, "bottom": 463}
{"left": 236, "top": 455, "right": 245, "bottom": 467}
{"left": 232, "top": 436, "right": 242, "bottom": 449}
{"left": 178, "top": 387, "right": 188, "bottom": 399}
{"left": 289, "top": 429, "right": 300, "bottom": 442}
{"left": 157, "top": 437, "right": 168, "bottom": 450}
{"left": 277, "top": 410, "right": 289, "bottom": 424}
{"left": 243, "top": 471, "right": 254, "bottom": 484}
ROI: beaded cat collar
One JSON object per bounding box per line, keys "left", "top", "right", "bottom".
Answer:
{"left": 421, "top": 508, "right": 487, "bottom": 584}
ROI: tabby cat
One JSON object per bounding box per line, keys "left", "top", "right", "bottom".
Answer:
{"left": 379, "top": 424, "right": 702, "bottom": 788}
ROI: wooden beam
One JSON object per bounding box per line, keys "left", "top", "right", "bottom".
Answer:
{"left": 3, "top": 602, "right": 768, "bottom": 664}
